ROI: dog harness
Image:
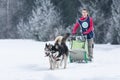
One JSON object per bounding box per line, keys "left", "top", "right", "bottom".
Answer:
{"left": 78, "top": 17, "right": 94, "bottom": 39}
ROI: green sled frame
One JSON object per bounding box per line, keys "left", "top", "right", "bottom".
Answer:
{"left": 69, "top": 36, "right": 89, "bottom": 63}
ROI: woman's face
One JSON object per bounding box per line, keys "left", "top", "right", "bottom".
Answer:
{"left": 82, "top": 10, "right": 88, "bottom": 18}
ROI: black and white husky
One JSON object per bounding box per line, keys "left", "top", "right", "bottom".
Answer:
{"left": 44, "top": 43, "right": 68, "bottom": 70}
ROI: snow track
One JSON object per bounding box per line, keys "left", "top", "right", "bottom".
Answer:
{"left": 0, "top": 40, "right": 120, "bottom": 80}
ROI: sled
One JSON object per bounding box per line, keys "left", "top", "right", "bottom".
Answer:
{"left": 69, "top": 36, "right": 89, "bottom": 63}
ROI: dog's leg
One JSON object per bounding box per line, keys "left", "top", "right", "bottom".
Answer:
{"left": 54, "top": 61, "right": 57, "bottom": 69}
{"left": 64, "top": 54, "right": 68, "bottom": 69}
{"left": 53, "top": 61, "right": 56, "bottom": 70}
{"left": 56, "top": 63, "right": 59, "bottom": 68}
{"left": 56, "top": 61, "right": 60, "bottom": 69}
{"left": 49, "top": 57, "right": 52, "bottom": 70}
{"left": 51, "top": 57, "right": 56, "bottom": 70}
{"left": 60, "top": 56, "right": 64, "bottom": 67}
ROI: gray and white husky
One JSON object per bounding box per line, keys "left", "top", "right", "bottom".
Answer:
{"left": 44, "top": 43, "right": 68, "bottom": 70}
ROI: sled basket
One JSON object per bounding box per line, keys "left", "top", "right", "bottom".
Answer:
{"left": 69, "top": 36, "right": 89, "bottom": 63}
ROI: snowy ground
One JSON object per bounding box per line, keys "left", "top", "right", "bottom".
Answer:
{"left": 0, "top": 40, "right": 120, "bottom": 80}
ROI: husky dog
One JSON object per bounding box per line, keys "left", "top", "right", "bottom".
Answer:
{"left": 44, "top": 43, "right": 60, "bottom": 70}
{"left": 44, "top": 43, "right": 68, "bottom": 69}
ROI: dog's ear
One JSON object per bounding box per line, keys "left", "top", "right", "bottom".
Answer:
{"left": 45, "top": 43, "right": 48, "bottom": 46}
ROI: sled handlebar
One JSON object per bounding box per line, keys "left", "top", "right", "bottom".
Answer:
{"left": 68, "top": 35, "right": 87, "bottom": 42}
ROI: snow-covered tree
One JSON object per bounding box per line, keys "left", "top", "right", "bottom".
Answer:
{"left": 17, "top": 0, "right": 64, "bottom": 41}
{"left": 109, "top": 0, "right": 120, "bottom": 44}
{"left": 77, "top": 0, "right": 112, "bottom": 44}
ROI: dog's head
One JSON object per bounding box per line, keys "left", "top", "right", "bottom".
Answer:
{"left": 45, "top": 43, "right": 53, "bottom": 50}
{"left": 44, "top": 43, "right": 53, "bottom": 56}
{"left": 44, "top": 43, "right": 59, "bottom": 58}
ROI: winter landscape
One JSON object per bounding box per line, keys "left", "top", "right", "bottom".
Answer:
{"left": 0, "top": 40, "right": 120, "bottom": 80}
{"left": 1, "top": 0, "right": 120, "bottom": 80}
{"left": 0, "top": 0, "right": 120, "bottom": 44}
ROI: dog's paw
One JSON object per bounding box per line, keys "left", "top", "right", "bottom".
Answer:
{"left": 64, "top": 67, "right": 66, "bottom": 69}
{"left": 50, "top": 68, "right": 52, "bottom": 70}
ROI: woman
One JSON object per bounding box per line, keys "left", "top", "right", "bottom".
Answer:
{"left": 72, "top": 8, "right": 94, "bottom": 61}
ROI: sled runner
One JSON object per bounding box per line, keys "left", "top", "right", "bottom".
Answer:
{"left": 69, "top": 35, "right": 89, "bottom": 63}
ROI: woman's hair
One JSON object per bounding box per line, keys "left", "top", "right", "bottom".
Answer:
{"left": 82, "top": 8, "right": 89, "bottom": 16}
{"left": 82, "top": 8, "right": 88, "bottom": 12}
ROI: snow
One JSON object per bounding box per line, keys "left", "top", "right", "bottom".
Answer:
{"left": 0, "top": 40, "right": 120, "bottom": 80}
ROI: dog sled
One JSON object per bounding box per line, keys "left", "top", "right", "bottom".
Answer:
{"left": 69, "top": 35, "right": 89, "bottom": 63}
